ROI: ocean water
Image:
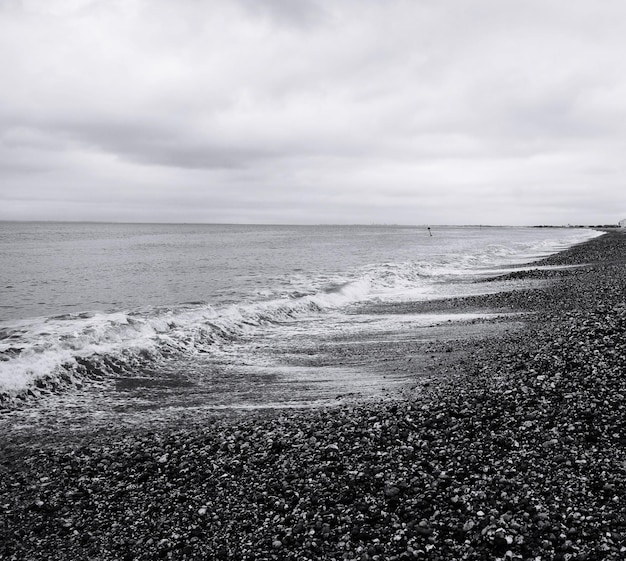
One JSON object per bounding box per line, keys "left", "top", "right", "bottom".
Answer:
{"left": 0, "top": 222, "right": 601, "bottom": 414}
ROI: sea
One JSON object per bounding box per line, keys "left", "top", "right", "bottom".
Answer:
{"left": 0, "top": 222, "right": 602, "bottom": 424}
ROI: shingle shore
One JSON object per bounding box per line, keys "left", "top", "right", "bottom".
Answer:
{"left": 1, "top": 230, "right": 625, "bottom": 561}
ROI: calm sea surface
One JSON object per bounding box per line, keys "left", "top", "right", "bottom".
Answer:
{"left": 0, "top": 222, "right": 601, "bottom": 414}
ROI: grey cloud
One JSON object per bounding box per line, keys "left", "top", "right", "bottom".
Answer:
{"left": 236, "top": 0, "right": 328, "bottom": 28}
{"left": 1, "top": 0, "right": 626, "bottom": 224}
{"left": 59, "top": 121, "right": 278, "bottom": 170}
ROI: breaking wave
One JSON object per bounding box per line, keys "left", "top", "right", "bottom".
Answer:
{"left": 0, "top": 228, "right": 603, "bottom": 405}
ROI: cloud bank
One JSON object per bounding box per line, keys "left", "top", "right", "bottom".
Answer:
{"left": 1, "top": 0, "right": 625, "bottom": 224}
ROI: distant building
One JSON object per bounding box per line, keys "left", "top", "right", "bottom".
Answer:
{"left": 620, "top": 219, "right": 626, "bottom": 228}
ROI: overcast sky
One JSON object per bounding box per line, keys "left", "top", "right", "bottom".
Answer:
{"left": 1, "top": 0, "right": 625, "bottom": 225}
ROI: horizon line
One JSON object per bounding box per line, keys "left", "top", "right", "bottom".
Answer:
{"left": 0, "top": 219, "right": 610, "bottom": 228}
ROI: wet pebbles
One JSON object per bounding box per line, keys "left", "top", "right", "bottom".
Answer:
{"left": 1, "top": 230, "right": 626, "bottom": 560}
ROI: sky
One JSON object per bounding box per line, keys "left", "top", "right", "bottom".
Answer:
{"left": 1, "top": 0, "right": 625, "bottom": 225}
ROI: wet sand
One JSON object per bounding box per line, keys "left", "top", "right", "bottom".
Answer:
{"left": 1, "top": 229, "right": 625, "bottom": 560}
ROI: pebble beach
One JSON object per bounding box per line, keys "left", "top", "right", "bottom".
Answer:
{"left": 1, "top": 230, "right": 625, "bottom": 561}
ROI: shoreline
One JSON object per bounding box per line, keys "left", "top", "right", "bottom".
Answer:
{"left": 1, "top": 230, "right": 626, "bottom": 560}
